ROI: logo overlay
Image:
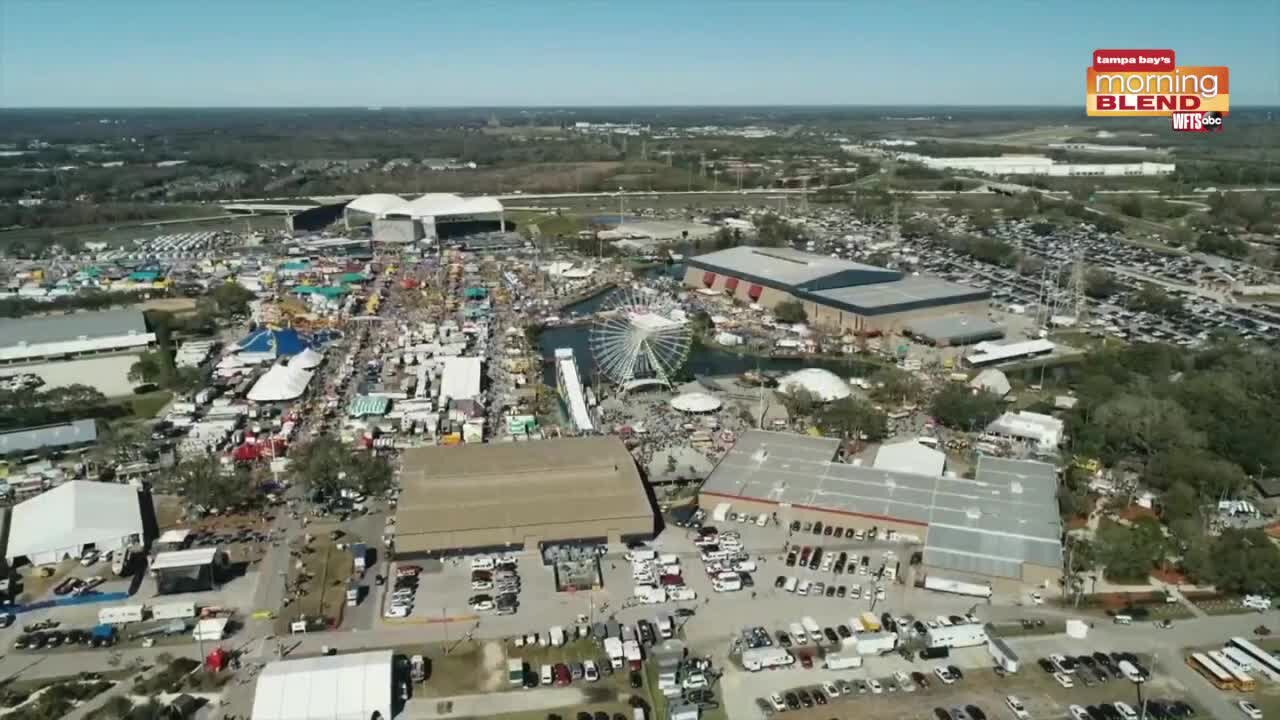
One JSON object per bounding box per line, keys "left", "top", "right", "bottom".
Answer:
{"left": 1086, "top": 50, "right": 1229, "bottom": 131}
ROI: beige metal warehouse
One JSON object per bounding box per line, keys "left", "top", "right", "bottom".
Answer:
{"left": 396, "top": 437, "right": 655, "bottom": 555}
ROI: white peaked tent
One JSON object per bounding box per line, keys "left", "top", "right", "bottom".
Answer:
{"left": 247, "top": 364, "right": 314, "bottom": 402}
{"left": 289, "top": 347, "right": 324, "bottom": 370}
{"left": 6, "top": 481, "right": 144, "bottom": 565}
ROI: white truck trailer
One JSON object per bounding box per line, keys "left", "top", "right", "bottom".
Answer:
{"left": 925, "top": 623, "right": 989, "bottom": 649}
{"left": 823, "top": 652, "right": 865, "bottom": 670}
{"left": 605, "top": 637, "right": 625, "bottom": 669}
{"left": 742, "top": 647, "right": 795, "bottom": 672}
{"left": 923, "top": 575, "right": 993, "bottom": 599}
{"left": 854, "top": 631, "right": 898, "bottom": 655}
{"left": 989, "top": 637, "right": 1020, "bottom": 673}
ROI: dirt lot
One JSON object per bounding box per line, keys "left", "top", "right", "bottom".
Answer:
{"left": 274, "top": 534, "right": 353, "bottom": 635}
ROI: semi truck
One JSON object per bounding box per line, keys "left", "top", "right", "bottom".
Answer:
{"left": 924, "top": 575, "right": 994, "bottom": 599}
{"left": 989, "top": 637, "right": 1020, "bottom": 673}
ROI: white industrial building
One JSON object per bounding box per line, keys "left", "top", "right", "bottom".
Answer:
{"left": 896, "top": 152, "right": 1174, "bottom": 177}
{"left": 251, "top": 650, "right": 393, "bottom": 720}
{"left": 344, "top": 193, "right": 506, "bottom": 244}
{"left": 5, "top": 481, "right": 146, "bottom": 566}
{"left": 0, "top": 309, "right": 157, "bottom": 396}
{"left": 984, "top": 410, "right": 1065, "bottom": 452}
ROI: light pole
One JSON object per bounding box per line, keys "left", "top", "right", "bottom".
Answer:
{"left": 618, "top": 187, "right": 625, "bottom": 228}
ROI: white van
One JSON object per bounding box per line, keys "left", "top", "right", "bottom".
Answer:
{"left": 1113, "top": 614, "right": 1132, "bottom": 625}
{"left": 784, "top": 576, "right": 798, "bottom": 593}
{"left": 540, "top": 664, "right": 553, "bottom": 685}
{"left": 755, "top": 513, "right": 768, "bottom": 527}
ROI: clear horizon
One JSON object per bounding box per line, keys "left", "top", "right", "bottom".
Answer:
{"left": 2, "top": 0, "right": 1277, "bottom": 108}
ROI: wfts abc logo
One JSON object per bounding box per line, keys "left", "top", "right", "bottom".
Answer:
{"left": 1172, "top": 110, "right": 1224, "bottom": 133}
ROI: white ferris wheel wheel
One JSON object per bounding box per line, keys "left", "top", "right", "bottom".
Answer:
{"left": 589, "top": 287, "right": 692, "bottom": 389}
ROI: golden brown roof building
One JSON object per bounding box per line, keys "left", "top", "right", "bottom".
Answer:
{"left": 396, "top": 437, "right": 655, "bottom": 555}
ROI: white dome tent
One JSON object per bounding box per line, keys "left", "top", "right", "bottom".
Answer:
{"left": 779, "top": 368, "right": 851, "bottom": 403}
{"left": 670, "top": 392, "right": 722, "bottom": 414}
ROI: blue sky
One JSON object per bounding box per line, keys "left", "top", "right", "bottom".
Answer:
{"left": 2, "top": 0, "right": 1276, "bottom": 107}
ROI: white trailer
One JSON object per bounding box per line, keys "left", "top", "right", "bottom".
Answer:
{"left": 712, "top": 502, "right": 732, "bottom": 522}
{"left": 802, "top": 617, "right": 822, "bottom": 644}
{"left": 742, "top": 647, "right": 795, "bottom": 672}
{"left": 854, "top": 631, "right": 898, "bottom": 655}
{"left": 924, "top": 575, "right": 993, "bottom": 599}
{"left": 823, "top": 652, "right": 864, "bottom": 670}
{"left": 623, "top": 639, "right": 643, "bottom": 669}
{"left": 98, "top": 605, "right": 145, "bottom": 625}
{"left": 925, "top": 623, "right": 988, "bottom": 649}
{"left": 605, "top": 637, "right": 625, "bottom": 669}
{"left": 989, "top": 637, "right": 1020, "bottom": 673}
{"left": 150, "top": 601, "right": 197, "bottom": 621}
{"left": 634, "top": 586, "right": 666, "bottom": 604}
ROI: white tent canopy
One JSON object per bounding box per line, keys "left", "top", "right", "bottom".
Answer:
{"left": 670, "top": 392, "right": 723, "bottom": 413}
{"left": 969, "top": 368, "right": 1011, "bottom": 398}
{"left": 288, "top": 347, "right": 324, "bottom": 370}
{"left": 252, "top": 650, "right": 392, "bottom": 720}
{"left": 779, "top": 368, "right": 851, "bottom": 403}
{"left": 247, "top": 364, "right": 314, "bottom": 402}
{"left": 6, "top": 481, "right": 144, "bottom": 565}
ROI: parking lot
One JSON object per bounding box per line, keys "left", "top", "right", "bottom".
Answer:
{"left": 730, "top": 661, "right": 1195, "bottom": 720}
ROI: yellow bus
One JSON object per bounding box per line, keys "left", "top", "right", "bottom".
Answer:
{"left": 1210, "top": 650, "right": 1257, "bottom": 691}
{"left": 1188, "top": 653, "right": 1237, "bottom": 691}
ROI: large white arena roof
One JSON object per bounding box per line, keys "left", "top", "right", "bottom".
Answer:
{"left": 346, "top": 192, "right": 503, "bottom": 219}
{"left": 779, "top": 368, "right": 851, "bottom": 403}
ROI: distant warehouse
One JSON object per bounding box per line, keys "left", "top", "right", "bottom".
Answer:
{"left": 0, "top": 308, "right": 157, "bottom": 396}
{"left": 684, "top": 246, "right": 991, "bottom": 335}
{"left": 395, "top": 437, "right": 654, "bottom": 555}
{"left": 699, "top": 430, "right": 1062, "bottom": 592}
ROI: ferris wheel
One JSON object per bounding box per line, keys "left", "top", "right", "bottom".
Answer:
{"left": 589, "top": 287, "right": 692, "bottom": 389}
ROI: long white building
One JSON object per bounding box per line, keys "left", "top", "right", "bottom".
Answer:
{"left": 898, "top": 153, "right": 1174, "bottom": 177}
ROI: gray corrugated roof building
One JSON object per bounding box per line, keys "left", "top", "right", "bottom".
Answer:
{"left": 0, "top": 419, "right": 98, "bottom": 455}
{"left": 687, "top": 246, "right": 991, "bottom": 316}
{"left": 700, "top": 430, "right": 1061, "bottom": 581}
{"left": 687, "top": 246, "right": 900, "bottom": 291}
{"left": 906, "top": 314, "right": 1006, "bottom": 346}
{"left": 0, "top": 309, "right": 148, "bottom": 349}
